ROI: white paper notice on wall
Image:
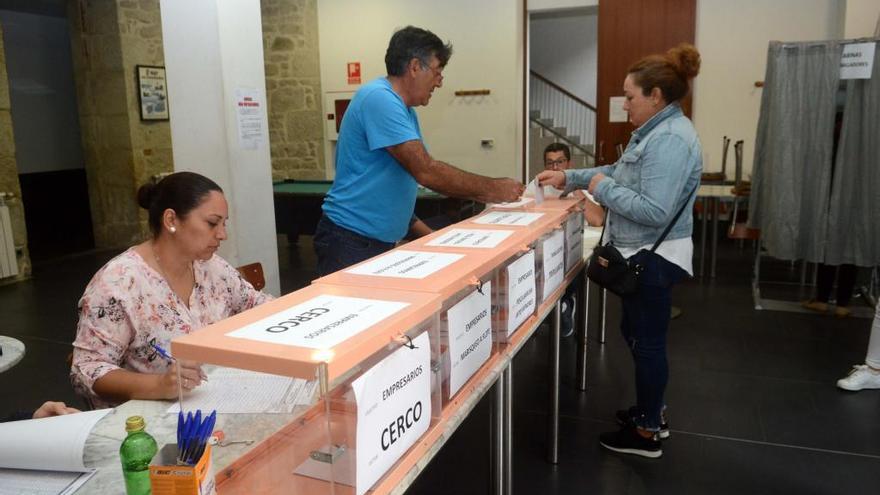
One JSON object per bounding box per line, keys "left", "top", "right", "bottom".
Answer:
{"left": 506, "top": 251, "right": 536, "bottom": 335}
{"left": 472, "top": 211, "right": 544, "bottom": 226}
{"left": 609, "top": 96, "right": 628, "bottom": 123}
{"left": 541, "top": 230, "right": 566, "bottom": 302}
{"left": 840, "top": 42, "right": 876, "bottom": 79}
{"left": 226, "top": 295, "right": 409, "bottom": 349}
{"left": 446, "top": 283, "right": 493, "bottom": 397}
{"left": 425, "top": 229, "right": 514, "bottom": 249}
{"left": 352, "top": 332, "right": 431, "bottom": 495}
{"left": 234, "top": 87, "right": 266, "bottom": 150}
{"left": 345, "top": 250, "right": 464, "bottom": 279}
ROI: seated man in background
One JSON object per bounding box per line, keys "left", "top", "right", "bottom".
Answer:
{"left": 315, "top": 26, "right": 524, "bottom": 275}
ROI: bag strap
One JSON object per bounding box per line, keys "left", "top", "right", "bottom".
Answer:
{"left": 594, "top": 181, "right": 698, "bottom": 251}
{"left": 649, "top": 182, "right": 699, "bottom": 253}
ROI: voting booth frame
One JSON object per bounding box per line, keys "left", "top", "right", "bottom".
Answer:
{"left": 170, "top": 196, "right": 586, "bottom": 495}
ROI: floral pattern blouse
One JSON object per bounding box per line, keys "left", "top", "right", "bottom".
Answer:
{"left": 70, "top": 249, "right": 272, "bottom": 408}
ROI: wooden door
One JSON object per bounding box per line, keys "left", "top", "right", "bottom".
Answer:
{"left": 596, "top": 0, "right": 696, "bottom": 164}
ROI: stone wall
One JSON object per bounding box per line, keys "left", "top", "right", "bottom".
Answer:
{"left": 261, "top": 0, "right": 325, "bottom": 180}
{"left": 68, "top": 0, "right": 172, "bottom": 247}
{"left": 0, "top": 23, "right": 31, "bottom": 280}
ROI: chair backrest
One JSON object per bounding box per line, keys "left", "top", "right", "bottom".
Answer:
{"left": 237, "top": 262, "right": 265, "bottom": 291}
{"left": 720, "top": 135, "right": 730, "bottom": 177}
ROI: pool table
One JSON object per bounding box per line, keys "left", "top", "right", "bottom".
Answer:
{"left": 273, "top": 179, "right": 476, "bottom": 243}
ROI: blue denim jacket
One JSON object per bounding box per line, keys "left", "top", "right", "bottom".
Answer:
{"left": 564, "top": 103, "right": 702, "bottom": 248}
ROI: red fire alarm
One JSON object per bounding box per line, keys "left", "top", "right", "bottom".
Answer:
{"left": 347, "top": 62, "right": 361, "bottom": 85}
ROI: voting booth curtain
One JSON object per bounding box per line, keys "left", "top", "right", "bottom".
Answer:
{"left": 750, "top": 39, "right": 880, "bottom": 266}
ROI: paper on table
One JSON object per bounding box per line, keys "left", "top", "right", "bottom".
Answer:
{"left": 168, "top": 367, "right": 318, "bottom": 414}
{"left": 0, "top": 409, "right": 111, "bottom": 473}
{"left": 488, "top": 197, "right": 534, "bottom": 209}
{"left": 0, "top": 468, "right": 95, "bottom": 495}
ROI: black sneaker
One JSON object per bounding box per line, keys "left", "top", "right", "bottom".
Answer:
{"left": 560, "top": 294, "right": 575, "bottom": 338}
{"left": 599, "top": 425, "right": 663, "bottom": 459}
{"left": 615, "top": 407, "right": 670, "bottom": 439}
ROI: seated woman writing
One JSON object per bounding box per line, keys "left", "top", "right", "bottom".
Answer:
{"left": 71, "top": 172, "right": 271, "bottom": 408}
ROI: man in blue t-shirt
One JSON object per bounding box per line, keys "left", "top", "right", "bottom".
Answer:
{"left": 315, "top": 26, "right": 525, "bottom": 275}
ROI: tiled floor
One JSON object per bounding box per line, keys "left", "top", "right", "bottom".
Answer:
{"left": 2, "top": 235, "right": 879, "bottom": 494}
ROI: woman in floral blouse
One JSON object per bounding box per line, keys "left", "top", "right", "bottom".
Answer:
{"left": 70, "top": 172, "right": 271, "bottom": 408}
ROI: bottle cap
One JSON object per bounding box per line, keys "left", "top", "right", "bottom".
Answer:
{"left": 125, "top": 415, "right": 146, "bottom": 432}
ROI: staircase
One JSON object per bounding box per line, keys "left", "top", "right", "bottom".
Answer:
{"left": 528, "top": 70, "right": 596, "bottom": 179}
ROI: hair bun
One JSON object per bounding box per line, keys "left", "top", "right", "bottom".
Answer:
{"left": 136, "top": 182, "right": 158, "bottom": 210}
{"left": 667, "top": 43, "right": 701, "bottom": 79}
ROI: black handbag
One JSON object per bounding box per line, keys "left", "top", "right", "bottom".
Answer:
{"left": 587, "top": 184, "right": 696, "bottom": 296}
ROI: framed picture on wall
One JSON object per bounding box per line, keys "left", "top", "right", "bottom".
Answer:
{"left": 136, "top": 65, "right": 169, "bottom": 121}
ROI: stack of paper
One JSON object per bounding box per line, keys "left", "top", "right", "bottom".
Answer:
{"left": 0, "top": 409, "right": 111, "bottom": 495}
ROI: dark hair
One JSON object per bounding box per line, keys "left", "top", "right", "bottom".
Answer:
{"left": 385, "top": 26, "right": 453, "bottom": 76}
{"left": 628, "top": 43, "right": 701, "bottom": 103}
{"left": 543, "top": 142, "right": 571, "bottom": 161}
{"left": 136, "top": 172, "right": 223, "bottom": 237}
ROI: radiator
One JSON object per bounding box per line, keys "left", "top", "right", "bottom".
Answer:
{"left": 0, "top": 202, "right": 18, "bottom": 278}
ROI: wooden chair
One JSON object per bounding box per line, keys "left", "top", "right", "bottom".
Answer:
{"left": 728, "top": 141, "right": 760, "bottom": 241}
{"left": 237, "top": 262, "right": 265, "bottom": 291}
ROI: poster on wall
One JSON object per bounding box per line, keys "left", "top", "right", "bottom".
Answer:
{"left": 234, "top": 88, "right": 266, "bottom": 150}
{"left": 136, "top": 65, "right": 169, "bottom": 121}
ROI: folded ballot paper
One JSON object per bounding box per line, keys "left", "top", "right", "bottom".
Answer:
{"left": 0, "top": 409, "right": 111, "bottom": 495}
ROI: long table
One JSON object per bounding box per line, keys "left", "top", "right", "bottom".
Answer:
{"left": 79, "top": 228, "right": 605, "bottom": 495}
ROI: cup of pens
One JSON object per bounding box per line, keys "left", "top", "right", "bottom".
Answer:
{"left": 148, "top": 409, "right": 218, "bottom": 495}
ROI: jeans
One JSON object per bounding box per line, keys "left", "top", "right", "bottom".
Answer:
{"left": 620, "top": 249, "right": 687, "bottom": 431}
{"left": 313, "top": 215, "right": 396, "bottom": 276}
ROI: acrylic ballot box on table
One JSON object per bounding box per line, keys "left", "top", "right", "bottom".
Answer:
{"left": 313, "top": 236, "right": 521, "bottom": 404}
{"left": 170, "top": 283, "right": 443, "bottom": 495}
{"left": 499, "top": 196, "right": 588, "bottom": 278}
{"left": 456, "top": 208, "right": 569, "bottom": 341}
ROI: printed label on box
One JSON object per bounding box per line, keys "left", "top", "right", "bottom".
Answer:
{"left": 425, "top": 229, "right": 514, "bottom": 249}
{"left": 226, "top": 295, "right": 409, "bottom": 349}
{"left": 542, "top": 230, "right": 566, "bottom": 301}
{"left": 565, "top": 214, "right": 584, "bottom": 271}
{"left": 352, "top": 332, "right": 431, "bottom": 495}
{"left": 446, "top": 283, "right": 493, "bottom": 396}
{"left": 506, "top": 251, "right": 536, "bottom": 334}
{"left": 472, "top": 211, "right": 545, "bottom": 226}
{"left": 345, "top": 250, "right": 464, "bottom": 279}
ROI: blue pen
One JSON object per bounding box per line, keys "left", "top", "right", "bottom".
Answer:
{"left": 150, "top": 342, "right": 175, "bottom": 361}
{"left": 192, "top": 411, "right": 217, "bottom": 463}
{"left": 189, "top": 413, "right": 213, "bottom": 464}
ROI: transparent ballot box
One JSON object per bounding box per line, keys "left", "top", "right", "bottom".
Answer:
{"left": 314, "top": 242, "right": 516, "bottom": 405}
{"left": 170, "top": 283, "right": 443, "bottom": 495}
{"left": 456, "top": 208, "right": 569, "bottom": 341}
{"left": 498, "top": 194, "right": 588, "bottom": 275}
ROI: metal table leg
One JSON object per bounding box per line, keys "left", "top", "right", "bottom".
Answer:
{"left": 700, "top": 196, "right": 708, "bottom": 277}
{"left": 548, "top": 301, "right": 561, "bottom": 464}
{"left": 503, "top": 364, "right": 513, "bottom": 495}
{"left": 577, "top": 276, "right": 590, "bottom": 391}
{"left": 599, "top": 288, "right": 607, "bottom": 344}
{"left": 491, "top": 375, "right": 504, "bottom": 495}
{"left": 711, "top": 197, "right": 719, "bottom": 278}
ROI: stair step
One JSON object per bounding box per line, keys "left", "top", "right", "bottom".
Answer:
{"left": 529, "top": 110, "right": 541, "bottom": 120}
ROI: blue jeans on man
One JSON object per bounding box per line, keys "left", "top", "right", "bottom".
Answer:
{"left": 619, "top": 249, "right": 687, "bottom": 431}
{"left": 313, "top": 215, "right": 396, "bottom": 276}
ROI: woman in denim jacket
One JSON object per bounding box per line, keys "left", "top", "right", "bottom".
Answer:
{"left": 538, "top": 44, "right": 702, "bottom": 459}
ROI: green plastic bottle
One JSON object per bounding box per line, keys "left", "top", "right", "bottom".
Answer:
{"left": 120, "top": 415, "right": 158, "bottom": 495}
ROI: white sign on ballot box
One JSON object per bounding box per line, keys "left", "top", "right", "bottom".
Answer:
{"left": 446, "top": 282, "right": 493, "bottom": 396}
{"left": 426, "top": 229, "right": 514, "bottom": 249}
{"left": 226, "top": 295, "right": 409, "bottom": 349}
{"left": 542, "top": 231, "right": 566, "bottom": 302}
{"left": 507, "top": 251, "right": 537, "bottom": 335}
{"left": 345, "top": 250, "right": 464, "bottom": 279}
{"left": 472, "top": 211, "right": 545, "bottom": 226}
{"left": 564, "top": 214, "right": 584, "bottom": 272}
{"left": 352, "top": 332, "right": 431, "bottom": 495}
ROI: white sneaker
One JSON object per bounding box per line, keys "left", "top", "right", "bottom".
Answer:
{"left": 836, "top": 364, "right": 880, "bottom": 391}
